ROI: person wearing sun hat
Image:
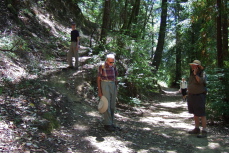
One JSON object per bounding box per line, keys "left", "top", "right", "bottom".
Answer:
{"left": 187, "top": 60, "right": 208, "bottom": 138}
{"left": 97, "top": 53, "right": 119, "bottom": 132}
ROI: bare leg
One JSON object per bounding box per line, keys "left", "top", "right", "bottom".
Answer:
{"left": 201, "top": 116, "right": 207, "bottom": 129}
{"left": 194, "top": 115, "right": 200, "bottom": 128}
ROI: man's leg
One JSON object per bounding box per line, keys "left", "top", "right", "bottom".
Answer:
{"left": 110, "top": 82, "right": 117, "bottom": 124}
{"left": 194, "top": 115, "right": 200, "bottom": 128}
{"left": 197, "top": 116, "right": 207, "bottom": 138}
{"left": 101, "top": 82, "right": 112, "bottom": 125}
{"left": 201, "top": 116, "right": 207, "bottom": 129}
{"left": 188, "top": 115, "right": 200, "bottom": 134}
{"left": 67, "top": 43, "right": 73, "bottom": 67}
{"left": 73, "top": 42, "right": 79, "bottom": 68}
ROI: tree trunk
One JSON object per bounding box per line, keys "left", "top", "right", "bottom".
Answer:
{"left": 174, "top": 0, "right": 181, "bottom": 87}
{"left": 217, "top": 0, "right": 223, "bottom": 68}
{"left": 121, "top": 0, "right": 129, "bottom": 31}
{"left": 100, "top": 0, "right": 111, "bottom": 45}
{"left": 121, "top": 0, "right": 140, "bottom": 37}
{"left": 152, "top": 0, "right": 168, "bottom": 71}
{"left": 222, "top": 0, "right": 228, "bottom": 62}
{"left": 142, "top": 0, "right": 154, "bottom": 40}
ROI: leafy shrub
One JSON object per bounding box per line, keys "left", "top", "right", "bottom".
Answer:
{"left": 100, "top": 34, "right": 159, "bottom": 104}
{"left": 206, "top": 68, "right": 229, "bottom": 122}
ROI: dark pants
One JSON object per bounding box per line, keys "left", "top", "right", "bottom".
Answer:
{"left": 187, "top": 93, "right": 206, "bottom": 116}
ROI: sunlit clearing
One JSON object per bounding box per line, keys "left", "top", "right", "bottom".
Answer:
{"left": 85, "top": 136, "right": 133, "bottom": 153}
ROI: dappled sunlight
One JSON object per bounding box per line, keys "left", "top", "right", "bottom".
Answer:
{"left": 33, "top": 7, "right": 69, "bottom": 38}
{"left": 196, "top": 142, "right": 222, "bottom": 151}
{"left": 86, "top": 111, "right": 101, "bottom": 118}
{"left": 84, "top": 136, "right": 133, "bottom": 153}
{"left": 139, "top": 100, "right": 194, "bottom": 131}
{"left": 156, "top": 101, "right": 186, "bottom": 108}
{"left": 115, "top": 113, "right": 131, "bottom": 121}
{"left": 0, "top": 53, "right": 30, "bottom": 83}
{"left": 52, "top": 128, "right": 74, "bottom": 140}
{"left": 72, "top": 124, "right": 89, "bottom": 131}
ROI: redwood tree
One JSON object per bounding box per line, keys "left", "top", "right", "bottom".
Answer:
{"left": 152, "top": 0, "right": 168, "bottom": 71}
{"left": 100, "top": 0, "right": 111, "bottom": 45}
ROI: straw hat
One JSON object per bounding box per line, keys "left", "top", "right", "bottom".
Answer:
{"left": 189, "top": 60, "right": 201, "bottom": 66}
{"left": 98, "top": 96, "right": 108, "bottom": 113}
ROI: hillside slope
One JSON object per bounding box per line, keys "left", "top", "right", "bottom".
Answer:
{"left": 0, "top": 0, "right": 97, "bottom": 84}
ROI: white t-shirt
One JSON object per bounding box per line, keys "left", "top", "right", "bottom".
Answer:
{"left": 180, "top": 81, "right": 187, "bottom": 89}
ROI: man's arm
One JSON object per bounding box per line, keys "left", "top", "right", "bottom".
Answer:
{"left": 77, "top": 36, "right": 80, "bottom": 45}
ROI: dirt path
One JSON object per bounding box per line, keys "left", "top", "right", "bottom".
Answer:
{"left": 43, "top": 67, "right": 229, "bottom": 153}
{"left": 1, "top": 59, "right": 229, "bottom": 153}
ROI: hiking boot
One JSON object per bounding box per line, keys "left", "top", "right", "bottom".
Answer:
{"left": 112, "top": 124, "right": 122, "bottom": 131}
{"left": 188, "top": 128, "right": 200, "bottom": 134}
{"left": 104, "top": 125, "right": 115, "bottom": 132}
{"left": 197, "top": 130, "right": 207, "bottom": 138}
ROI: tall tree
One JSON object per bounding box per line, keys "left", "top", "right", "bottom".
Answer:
{"left": 222, "top": 0, "right": 228, "bottom": 64}
{"left": 127, "top": 0, "right": 141, "bottom": 29}
{"left": 100, "top": 0, "right": 111, "bottom": 45}
{"left": 174, "top": 0, "right": 181, "bottom": 86}
{"left": 121, "top": 0, "right": 141, "bottom": 37}
{"left": 120, "top": 0, "right": 130, "bottom": 31}
{"left": 152, "top": 0, "right": 168, "bottom": 71}
{"left": 217, "top": 0, "right": 223, "bottom": 68}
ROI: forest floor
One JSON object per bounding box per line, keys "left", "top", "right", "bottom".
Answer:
{"left": 1, "top": 52, "right": 229, "bottom": 153}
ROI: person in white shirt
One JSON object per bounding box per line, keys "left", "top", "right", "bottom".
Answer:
{"left": 180, "top": 78, "right": 187, "bottom": 102}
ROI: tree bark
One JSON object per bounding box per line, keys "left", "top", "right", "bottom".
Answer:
{"left": 174, "top": 0, "right": 181, "bottom": 87}
{"left": 100, "top": 0, "right": 111, "bottom": 45}
{"left": 217, "top": 0, "right": 223, "bottom": 68}
{"left": 222, "top": 0, "right": 228, "bottom": 62}
{"left": 152, "top": 0, "right": 168, "bottom": 71}
{"left": 121, "top": 0, "right": 141, "bottom": 37}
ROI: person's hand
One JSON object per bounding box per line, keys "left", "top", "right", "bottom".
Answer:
{"left": 191, "top": 65, "right": 198, "bottom": 75}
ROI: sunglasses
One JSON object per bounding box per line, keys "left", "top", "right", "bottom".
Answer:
{"left": 109, "top": 62, "right": 114, "bottom": 64}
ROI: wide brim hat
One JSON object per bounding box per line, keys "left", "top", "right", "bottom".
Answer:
{"left": 189, "top": 60, "right": 201, "bottom": 66}
{"left": 98, "top": 96, "right": 108, "bottom": 113}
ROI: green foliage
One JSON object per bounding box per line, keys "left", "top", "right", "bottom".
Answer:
{"left": 100, "top": 33, "right": 159, "bottom": 104}
{"left": 129, "top": 97, "right": 141, "bottom": 106}
{"left": 206, "top": 68, "right": 229, "bottom": 121}
{"left": 41, "top": 112, "right": 60, "bottom": 133}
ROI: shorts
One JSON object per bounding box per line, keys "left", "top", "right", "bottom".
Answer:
{"left": 187, "top": 93, "right": 206, "bottom": 116}
{"left": 181, "top": 89, "right": 187, "bottom": 96}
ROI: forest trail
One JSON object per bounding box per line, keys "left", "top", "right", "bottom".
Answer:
{"left": 1, "top": 55, "right": 229, "bottom": 153}
{"left": 41, "top": 64, "right": 229, "bottom": 153}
